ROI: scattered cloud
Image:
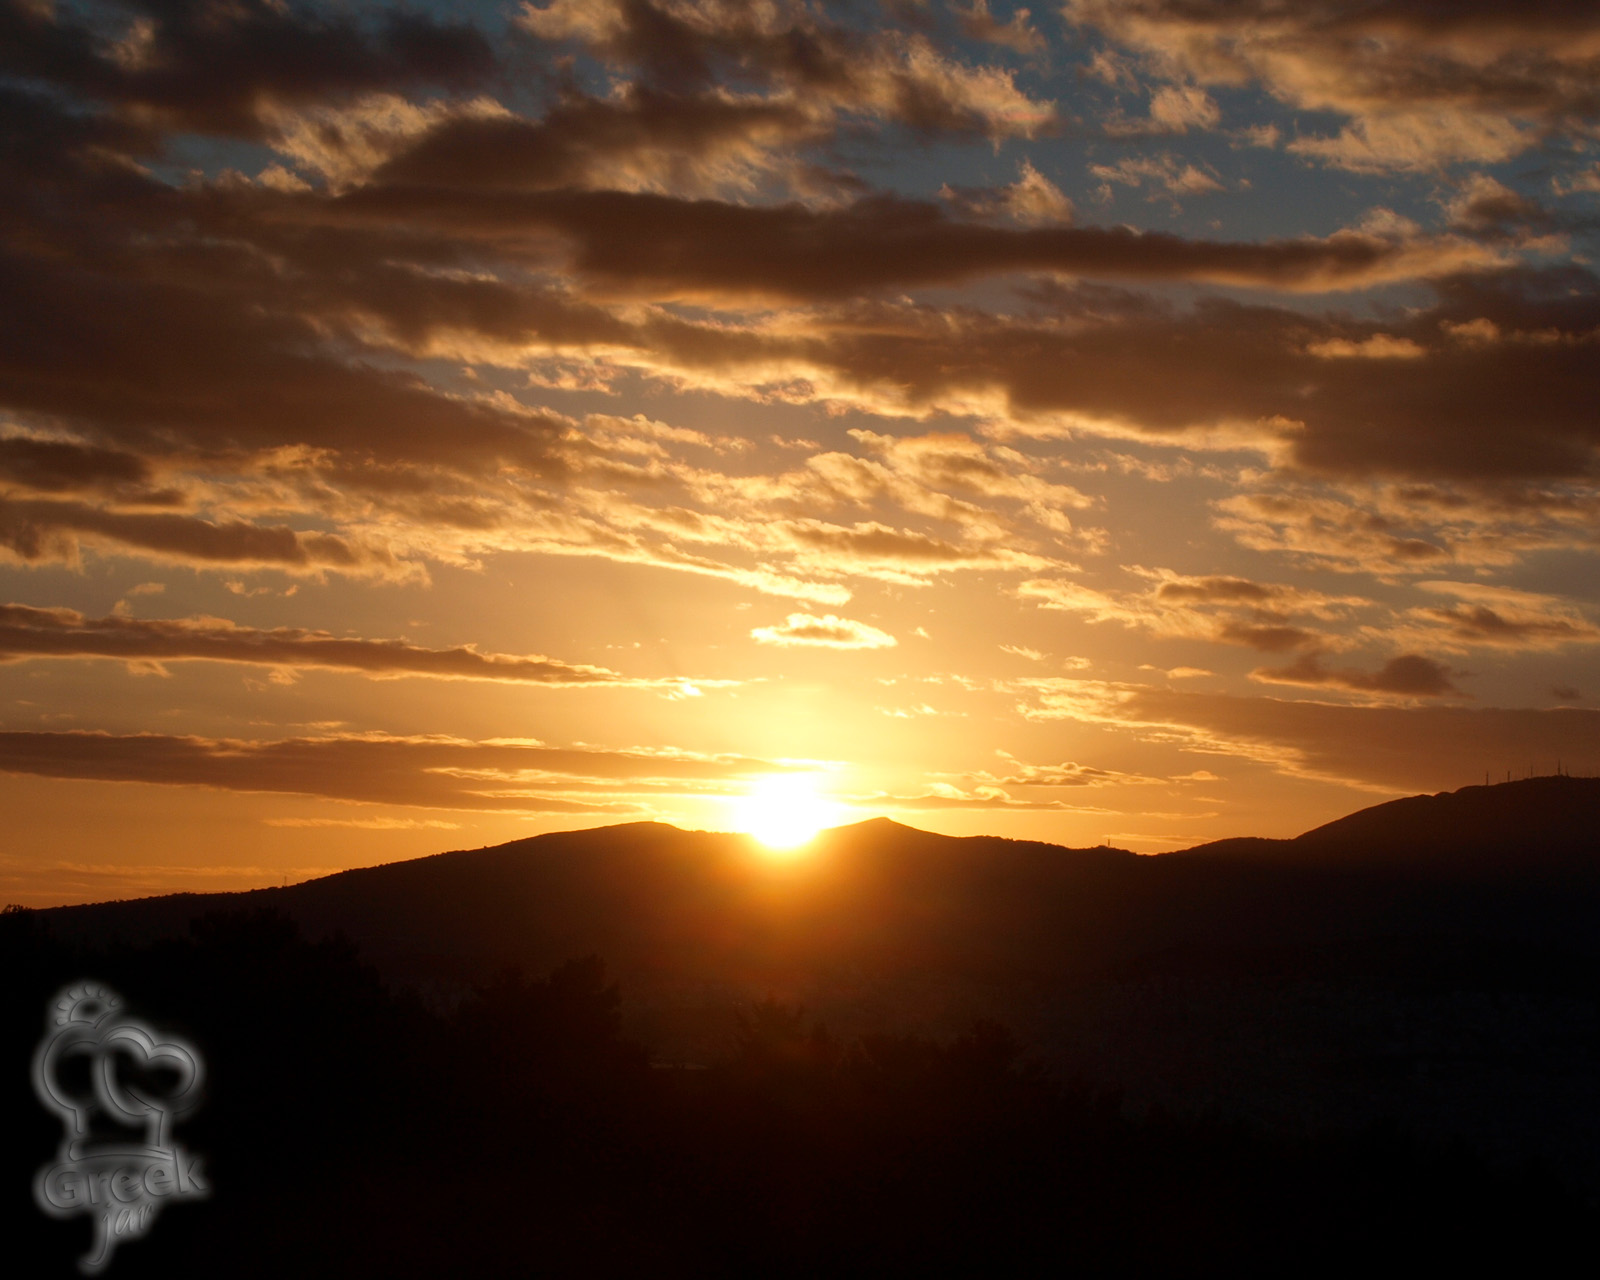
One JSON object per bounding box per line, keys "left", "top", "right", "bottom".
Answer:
{"left": 1251, "top": 652, "right": 1466, "bottom": 699}
{"left": 0, "top": 730, "right": 782, "bottom": 811}
{"left": 751, "top": 613, "right": 897, "bottom": 649}
{"left": 955, "top": 1, "right": 1046, "bottom": 57}
{"left": 0, "top": 603, "right": 711, "bottom": 686}
{"left": 1404, "top": 581, "right": 1600, "bottom": 651}
{"left": 1009, "top": 677, "right": 1600, "bottom": 791}
{"left": 1092, "top": 153, "right": 1223, "bottom": 200}
{"left": 1066, "top": 0, "right": 1600, "bottom": 172}
{"left": 943, "top": 160, "right": 1074, "bottom": 225}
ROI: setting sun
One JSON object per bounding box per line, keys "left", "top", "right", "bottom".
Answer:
{"left": 729, "top": 775, "right": 843, "bottom": 851}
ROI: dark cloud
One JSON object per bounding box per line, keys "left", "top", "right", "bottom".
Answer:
{"left": 0, "top": 437, "right": 160, "bottom": 496}
{"left": 0, "top": 243, "right": 565, "bottom": 475}
{"left": 1019, "top": 679, "right": 1600, "bottom": 791}
{"left": 516, "top": 0, "right": 1052, "bottom": 138}
{"left": 0, "top": 496, "right": 406, "bottom": 576}
{"left": 1446, "top": 174, "right": 1552, "bottom": 233}
{"left": 1252, "top": 652, "right": 1466, "bottom": 698}
{"left": 1418, "top": 603, "right": 1598, "bottom": 647}
{"left": 1156, "top": 576, "right": 1279, "bottom": 604}
{"left": 1215, "top": 621, "right": 1322, "bottom": 652}
{"left": 0, "top": 729, "right": 776, "bottom": 810}
{"left": 372, "top": 88, "right": 818, "bottom": 193}
{"left": 320, "top": 185, "right": 1494, "bottom": 301}
{"left": 0, "top": 0, "right": 494, "bottom": 139}
{"left": 0, "top": 604, "right": 699, "bottom": 685}
{"left": 0, "top": 0, "right": 1591, "bottom": 604}
{"left": 649, "top": 273, "right": 1599, "bottom": 485}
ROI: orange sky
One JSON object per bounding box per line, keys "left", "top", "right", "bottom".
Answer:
{"left": 2, "top": 0, "right": 1598, "bottom": 905}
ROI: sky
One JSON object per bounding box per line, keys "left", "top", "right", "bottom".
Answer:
{"left": 2, "top": 0, "right": 1599, "bottom": 905}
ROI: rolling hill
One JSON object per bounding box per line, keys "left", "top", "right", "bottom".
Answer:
{"left": 38, "top": 776, "right": 1600, "bottom": 987}
{"left": 20, "top": 775, "right": 1600, "bottom": 1181}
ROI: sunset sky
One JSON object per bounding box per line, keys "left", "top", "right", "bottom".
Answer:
{"left": 3, "top": 0, "right": 1599, "bottom": 904}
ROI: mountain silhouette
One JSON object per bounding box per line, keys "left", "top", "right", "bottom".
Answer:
{"left": 39, "top": 776, "right": 1600, "bottom": 992}
{"left": 16, "top": 774, "right": 1600, "bottom": 1250}
{"left": 1186, "top": 774, "right": 1599, "bottom": 871}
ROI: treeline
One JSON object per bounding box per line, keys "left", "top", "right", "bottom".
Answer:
{"left": 2, "top": 906, "right": 1586, "bottom": 1277}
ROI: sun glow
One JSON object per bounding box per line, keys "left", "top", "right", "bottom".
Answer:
{"left": 730, "top": 774, "right": 842, "bottom": 851}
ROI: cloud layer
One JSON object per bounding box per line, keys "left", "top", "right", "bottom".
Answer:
{"left": 0, "top": 0, "right": 1595, "bottom": 886}
{"left": 0, "top": 604, "right": 706, "bottom": 686}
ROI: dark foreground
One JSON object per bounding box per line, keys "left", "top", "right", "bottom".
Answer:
{"left": 4, "top": 906, "right": 1590, "bottom": 1278}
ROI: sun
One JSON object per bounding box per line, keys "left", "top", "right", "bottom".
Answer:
{"left": 730, "top": 774, "right": 842, "bottom": 851}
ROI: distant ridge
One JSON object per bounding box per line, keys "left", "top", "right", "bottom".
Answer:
{"left": 33, "top": 775, "right": 1600, "bottom": 995}
{"left": 20, "top": 775, "right": 1600, "bottom": 1195}
{"left": 1183, "top": 775, "right": 1599, "bottom": 871}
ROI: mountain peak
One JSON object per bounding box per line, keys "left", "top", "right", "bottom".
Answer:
{"left": 1272, "top": 774, "right": 1596, "bottom": 873}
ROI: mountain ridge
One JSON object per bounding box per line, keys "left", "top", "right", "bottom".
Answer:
{"left": 20, "top": 775, "right": 1600, "bottom": 1164}
{"left": 32, "top": 776, "right": 1600, "bottom": 988}
{"left": 1180, "top": 774, "right": 1598, "bottom": 867}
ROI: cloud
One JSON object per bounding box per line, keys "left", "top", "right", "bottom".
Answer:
{"left": 1066, "top": 0, "right": 1600, "bottom": 171}
{"left": 1553, "top": 164, "right": 1600, "bottom": 196}
{"left": 1152, "top": 575, "right": 1287, "bottom": 605}
{"left": 1305, "top": 335, "right": 1426, "bottom": 360}
{"left": 1446, "top": 173, "right": 1550, "bottom": 232}
{"left": 1404, "top": 581, "right": 1600, "bottom": 650}
{"left": 0, "top": 436, "right": 162, "bottom": 497}
{"left": 323, "top": 185, "right": 1499, "bottom": 301}
{"left": 862, "top": 783, "right": 1115, "bottom": 812}
{"left": 1019, "top": 569, "right": 1363, "bottom": 651}
{"left": 526, "top": 272, "right": 1597, "bottom": 493}
{"left": 1251, "top": 652, "right": 1466, "bottom": 698}
{"left": 942, "top": 160, "right": 1074, "bottom": 225}
{"left": 1016, "top": 577, "right": 1128, "bottom": 622}
{"left": 955, "top": 1, "right": 1046, "bottom": 57}
{"left": 982, "top": 754, "right": 1165, "bottom": 787}
{"left": 0, "top": 496, "right": 415, "bottom": 578}
{"left": 1146, "top": 84, "right": 1221, "bottom": 132}
{"left": 751, "top": 613, "right": 897, "bottom": 649}
{"left": 0, "top": 730, "right": 782, "bottom": 811}
{"left": 0, "top": 603, "right": 712, "bottom": 686}
{"left": 0, "top": 0, "right": 1592, "bottom": 635}
{"left": 516, "top": 0, "right": 1056, "bottom": 140}
{"left": 1010, "top": 677, "right": 1600, "bottom": 791}
{"left": 0, "top": 44, "right": 1573, "bottom": 622}
{"left": 1091, "top": 153, "right": 1223, "bottom": 198}
{"left": 771, "top": 518, "right": 1056, "bottom": 580}
{"left": 1215, "top": 621, "right": 1322, "bottom": 652}
{"left": 1210, "top": 474, "right": 1600, "bottom": 576}
{"left": 0, "top": 0, "right": 494, "bottom": 140}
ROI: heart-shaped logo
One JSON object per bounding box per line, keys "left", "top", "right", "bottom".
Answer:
{"left": 32, "top": 982, "right": 209, "bottom": 1274}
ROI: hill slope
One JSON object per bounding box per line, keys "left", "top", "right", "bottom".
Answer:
{"left": 26, "top": 777, "right": 1600, "bottom": 1170}
{"left": 38, "top": 776, "right": 1600, "bottom": 990}
{"left": 1185, "top": 774, "right": 1600, "bottom": 870}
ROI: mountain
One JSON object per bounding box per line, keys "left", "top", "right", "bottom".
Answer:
{"left": 25, "top": 775, "right": 1600, "bottom": 1178}
{"left": 1185, "top": 774, "right": 1600, "bottom": 871}
{"left": 37, "top": 776, "right": 1600, "bottom": 994}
